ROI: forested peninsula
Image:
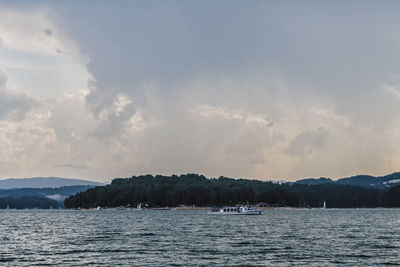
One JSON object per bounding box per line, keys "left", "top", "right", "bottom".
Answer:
{"left": 64, "top": 173, "right": 400, "bottom": 209}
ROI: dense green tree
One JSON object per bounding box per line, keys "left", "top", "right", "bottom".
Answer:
{"left": 65, "top": 174, "right": 392, "bottom": 209}
{"left": 288, "top": 183, "right": 384, "bottom": 208}
{"left": 383, "top": 185, "right": 400, "bottom": 207}
{"left": 65, "top": 174, "right": 298, "bottom": 208}
{"left": 0, "top": 196, "right": 61, "bottom": 209}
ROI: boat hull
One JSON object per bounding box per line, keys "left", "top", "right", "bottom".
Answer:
{"left": 207, "top": 211, "right": 262, "bottom": 215}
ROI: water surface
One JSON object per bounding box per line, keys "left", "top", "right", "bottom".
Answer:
{"left": 0, "top": 209, "right": 399, "bottom": 266}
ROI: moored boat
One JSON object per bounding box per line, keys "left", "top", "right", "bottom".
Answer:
{"left": 208, "top": 205, "right": 262, "bottom": 215}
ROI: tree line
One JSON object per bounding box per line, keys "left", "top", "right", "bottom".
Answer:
{"left": 64, "top": 174, "right": 400, "bottom": 209}
{"left": 64, "top": 174, "right": 298, "bottom": 208}
{"left": 0, "top": 196, "right": 61, "bottom": 209}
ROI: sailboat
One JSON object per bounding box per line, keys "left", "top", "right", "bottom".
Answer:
{"left": 134, "top": 202, "right": 144, "bottom": 210}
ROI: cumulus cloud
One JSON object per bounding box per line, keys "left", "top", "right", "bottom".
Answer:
{"left": 192, "top": 105, "right": 243, "bottom": 121}
{"left": 88, "top": 90, "right": 136, "bottom": 138}
{"left": 285, "top": 127, "right": 329, "bottom": 157}
{"left": 0, "top": 5, "right": 90, "bottom": 99}
{"left": 383, "top": 83, "right": 400, "bottom": 99}
{"left": 2, "top": 1, "right": 400, "bottom": 181}
{"left": 0, "top": 70, "right": 37, "bottom": 120}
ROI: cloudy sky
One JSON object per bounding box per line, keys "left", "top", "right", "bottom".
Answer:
{"left": 1, "top": 1, "right": 400, "bottom": 182}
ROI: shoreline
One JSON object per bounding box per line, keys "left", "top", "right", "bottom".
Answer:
{"left": 62, "top": 206, "right": 400, "bottom": 211}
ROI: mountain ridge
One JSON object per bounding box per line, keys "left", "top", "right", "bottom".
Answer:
{"left": 294, "top": 172, "right": 400, "bottom": 189}
{"left": 0, "top": 177, "right": 104, "bottom": 189}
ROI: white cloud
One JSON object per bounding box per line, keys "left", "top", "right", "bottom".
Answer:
{"left": 191, "top": 104, "right": 273, "bottom": 127}
{"left": 308, "top": 106, "right": 350, "bottom": 127}
{"left": 0, "top": 70, "right": 38, "bottom": 120}
{"left": 191, "top": 104, "right": 243, "bottom": 120}
{"left": 285, "top": 127, "right": 329, "bottom": 158}
{"left": 245, "top": 115, "right": 272, "bottom": 127}
{"left": 2, "top": 2, "right": 400, "bottom": 182}
{"left": 0, "top": 6, "right": 90, "bottom": 99}
{"left": 383, "top": 83, "right": 400, "bottom": 99}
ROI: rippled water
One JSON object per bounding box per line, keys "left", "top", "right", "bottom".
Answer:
{"left": 0, "top": 209, "right": 399, "bottom": 266}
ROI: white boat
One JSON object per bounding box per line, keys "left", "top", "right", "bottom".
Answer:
{"left": 208, "top": 205, "right": 262, "bottom": 215}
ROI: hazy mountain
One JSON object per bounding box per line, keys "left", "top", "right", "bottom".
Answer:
{"left": 294, "top": 172, "right": 400, "bottom": 189}
{"left": 0, "top": 177, "right": 104, "bottom": 189}
{"left": 0, "top": 185, "right": 96, "bottom": 209}
{"left": 0, "top": 185, "right": 95, "bottom": 200}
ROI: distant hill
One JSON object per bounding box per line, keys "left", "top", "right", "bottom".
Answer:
{"left": 294, "top": 172, "right": 400, "bottom": 190}
{"left": 0, "top": 196, "right": 62, "bottom": 209}
{"left": 0, "top": 185, "right": 98, "bottom": 209}
{"left": 0, "top": 185, "right": 95, "bottom": 201}
{"left": 296, "top": 177, "right": 333, "bottom": 185}
{"left": 0, "top": 177, "right": 104, "bottom": 189}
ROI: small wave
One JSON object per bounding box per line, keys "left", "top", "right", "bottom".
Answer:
{"left": 377, "top": 236, "right": 392, "bottom": 240}
{"left": 138, "top": 232, "right": 155, "bottom": 236}
{"left": 0, "top": 257, "right": 15, "bottom": 262}
{"left": 188, "top": 248, "right": 225, "bottom": 255}
{"left": 344, "top": 254, "right": 373, "bottom": 258}
{"left": 54, "top": 249, "right": 93, "bottom": 255}
{"left": 372, "top": 244, "right": 398, "bottom": 249}
{"left": 231, "top": 241, "right": 252, "bottom": 247}
{"left": 382, "top": 262, "right": 400, "bottom": 266}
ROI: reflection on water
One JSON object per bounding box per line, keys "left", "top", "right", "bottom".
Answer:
{"left": 0, "top": 209, "right": 399, "bottom": 266}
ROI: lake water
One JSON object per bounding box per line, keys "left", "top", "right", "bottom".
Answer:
{"left": 0, "top": 209, "right": 399, "bottom": 266}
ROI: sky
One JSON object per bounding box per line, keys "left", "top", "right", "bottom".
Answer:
{"left": 1, "top": 1, "right": 400, "bottom": 182}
